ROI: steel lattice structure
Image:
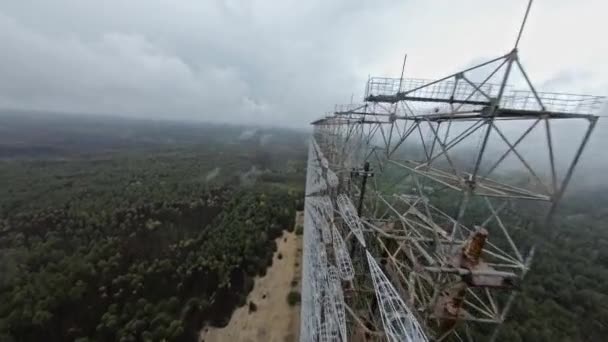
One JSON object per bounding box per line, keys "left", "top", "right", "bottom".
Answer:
{"left": 299, "top": 2, "right": 604, "bottom": 341}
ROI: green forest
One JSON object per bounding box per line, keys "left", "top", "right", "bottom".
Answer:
{"left": 499, "top": 189, "right": 608, "bottom": 342}
{"left": 0, "top": 112, "right": 306, "bottom": 341}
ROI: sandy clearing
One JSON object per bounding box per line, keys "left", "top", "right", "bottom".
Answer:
{"left": 200, "top": 212, "right": 303, "bottom": 342}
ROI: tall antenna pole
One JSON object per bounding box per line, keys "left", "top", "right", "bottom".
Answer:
{"left": 398, "top": 53, "right": 408, "bottom": 92}
{"left": 514, "top": 0, "right": 534, "bottom": 49}
{"left": 356, "top": 162, "right": 371, "bottom": 216}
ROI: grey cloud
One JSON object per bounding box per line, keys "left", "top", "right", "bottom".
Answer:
{"left": 0, "top": 0, "right": 605, "bottom": 128}
{"left": 0, "top": 11, "right": 251, "bottom": 121}
{"left": 0, "top": 0, "right": 390, "bottom": 127}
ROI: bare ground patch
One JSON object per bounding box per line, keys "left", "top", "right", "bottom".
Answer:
{"left": 200, "top": 211, "right": 303, "bottom": 342}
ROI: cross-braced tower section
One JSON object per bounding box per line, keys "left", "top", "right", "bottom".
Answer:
{"left": 301, "top": 45, "right": 603, "bottom": 342}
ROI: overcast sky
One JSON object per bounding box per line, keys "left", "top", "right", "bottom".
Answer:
{"left": 0, "top": 0, "right": 606, "bottom": 127}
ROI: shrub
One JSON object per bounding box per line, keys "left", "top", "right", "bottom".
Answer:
{"left": 248, "top": 301, "right": 257, "bottom": 313}
{"left": 287, "top": 291, "right": 301, "bottom": 306}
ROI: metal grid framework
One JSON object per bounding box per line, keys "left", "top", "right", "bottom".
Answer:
{"left": 299, "top": 5, "right": 603, "bottom": 341}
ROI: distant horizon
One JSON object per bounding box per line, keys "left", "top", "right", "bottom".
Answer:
{"left": 0, "top": 107, "right": 314, "bottom": 132}
{"left": 1, "top": 106, "right": 605, "bottom": 195}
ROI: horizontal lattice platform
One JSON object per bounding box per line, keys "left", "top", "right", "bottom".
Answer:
{"left": 365, "top": 77, "right": 604, "bottom": 115}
